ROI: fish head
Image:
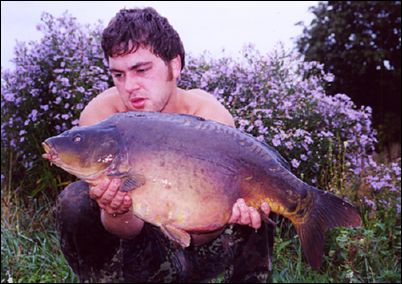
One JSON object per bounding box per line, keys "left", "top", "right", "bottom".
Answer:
{"left": 42, "top": 124, "right": 121, "bottom": 181}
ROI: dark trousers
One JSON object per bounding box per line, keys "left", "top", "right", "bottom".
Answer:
{"left": 55, "top": 181, "right": 274, "bottom": 283}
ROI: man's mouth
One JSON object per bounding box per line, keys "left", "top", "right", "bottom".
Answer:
{"left": 130, "top": 97, "right": 146, "bottom": 109}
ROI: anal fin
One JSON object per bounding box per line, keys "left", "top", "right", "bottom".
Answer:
{"left": 160, "top": 224, "right": 191, "bottom": 248}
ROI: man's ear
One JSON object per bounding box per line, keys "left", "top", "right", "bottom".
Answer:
{"left": 170, "top": 55, "right": 182, "bottom": 79}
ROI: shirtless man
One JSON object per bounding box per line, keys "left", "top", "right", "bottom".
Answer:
{"left": 56, "top": 7, "right": 273, "bottom": 282}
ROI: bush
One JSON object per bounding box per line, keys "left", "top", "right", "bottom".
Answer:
{"left": 1, "top": 12, "right": 112, "bottom": 197}
{"left": 180, "top": 47, "right": 378, "bottom": 193}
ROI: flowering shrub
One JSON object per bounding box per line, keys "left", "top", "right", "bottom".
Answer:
{"left": 1, "top": 12, "right": 112, "bottom": 194}
{"left": 359, "top": 157, "right": 401, "bottom": 215}
{"left": 1, "top": 12, "right": 400, "bottom": 219}
{"left": 179, "top": 47, "right": 379, "bottom": 190}
{"left": 179, "top": 48, "right": 400, "bottom": 215}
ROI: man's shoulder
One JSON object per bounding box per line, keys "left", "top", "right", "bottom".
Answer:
{"left": 187, "top": 88, "right": 215, "bottom": 100}
{"left": 79, "top": 87, "right": 125, "bottom": 126}
{"left": 90, "top": 87, "right": 122, "bottom": 105}
{"left": 185, "top": 89, "right": 235, "bottom": 127}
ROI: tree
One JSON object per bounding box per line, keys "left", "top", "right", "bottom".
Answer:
{"left": 296, "top": 1, "right": 401, "bottom": 150}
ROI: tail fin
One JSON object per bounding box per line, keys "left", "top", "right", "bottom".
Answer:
{"left": 293, "top": 186, "right": 361, "bottom": 269}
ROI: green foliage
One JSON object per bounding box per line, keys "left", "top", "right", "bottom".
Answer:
{"left": 296, "top": 1, "right": 401, "bottom": 147}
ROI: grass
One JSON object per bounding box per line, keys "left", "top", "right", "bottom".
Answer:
{"left": 2, "top": 189, "right": 400, "bottom": 283}
{"left": 1, "top": 159, "right": 400, "bottom": 283}
{"left": 1, "top": 189, "right": 78, "bottom": 283}
{"left": 270, "top": 224, "right": 401, "bottom": 283}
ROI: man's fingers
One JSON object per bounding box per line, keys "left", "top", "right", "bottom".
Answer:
{"left": 99, "top": 186, "right": 118, "bottom": 205}
{"left": 250, "top": 207, "right": 261, "bottom": 229}
{"left": 239, "top": 201, "right": 251, "bottom": 225}
{"left": 100, "top": 179, "right": 121, "bottom": 205}
{"left": 89, "top": 178, "right": 111, "bottom": 199}
{"left": 260, "top": 202, "right": 276, "bottom": 226}
{"left": 229, "top": 199, "right": 272, "bottom": 229}
{"left": 261, "top": 202, "right": 271, "bottom": 216}
{"left": 104, "top": 206, "right": 116, "bottom": 215}
{"left": 109, "top": 191, "right": 126, "bottom": 209}
{"left": 228, "top": 202, "right": 240, "bottom": 224}
{"left": 122, "top": 195, "right": 132, "bottom": 210}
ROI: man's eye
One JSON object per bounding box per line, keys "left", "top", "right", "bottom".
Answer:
{"left": 113, "top": 73, "right": 124, "bottom": 78}
{"left": 137, "top": 68, "right": 149, "bottom": 74}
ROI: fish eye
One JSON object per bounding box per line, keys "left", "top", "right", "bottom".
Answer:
{"left": 73, "top": 135, "right": 82, "bottom": 143}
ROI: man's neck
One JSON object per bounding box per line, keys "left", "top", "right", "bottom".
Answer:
{"left": 161, "top": 87, "right": 188, "bottom": 114}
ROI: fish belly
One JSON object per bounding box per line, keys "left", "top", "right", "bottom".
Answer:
{"left": 128, "top": 151, "right": 237, "bottom": 232}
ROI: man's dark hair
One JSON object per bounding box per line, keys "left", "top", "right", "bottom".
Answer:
{"left": 101, "top": 7, "right": 185, "bottom": 70}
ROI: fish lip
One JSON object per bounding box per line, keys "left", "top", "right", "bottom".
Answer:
{"left": 42, "top": 141, "right": 59, "bottom": 161}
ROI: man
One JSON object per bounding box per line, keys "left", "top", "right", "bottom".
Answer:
{"left": 56, "top": 7, "right": 273, "bottom": 282}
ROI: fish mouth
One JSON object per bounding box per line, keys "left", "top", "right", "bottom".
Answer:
{"left": 41, "top": 141, "right": 107, "bottom": 181}
{"left": 42, "top": 141, "right": 59, "bottom": 162}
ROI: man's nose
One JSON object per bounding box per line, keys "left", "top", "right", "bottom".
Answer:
{"left": 124, "top": 76, "right": 141, "bottom": 93}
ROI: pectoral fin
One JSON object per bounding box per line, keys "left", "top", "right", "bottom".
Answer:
{"left": 119, "top": 172, "right": 146, "bottom": 192}
{"left": 107, "top": 167, "right": 146, "bottom": 192}
{"left": 160, "top": 224, "right": 191, "bottom": 247}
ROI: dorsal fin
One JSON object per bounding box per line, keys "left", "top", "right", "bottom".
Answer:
{"left": 259, "top": 140, "right": 291, "bottom": 170}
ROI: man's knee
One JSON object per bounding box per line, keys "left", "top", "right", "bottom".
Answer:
{"left": 55, "top": 180, "right": 98, "bottom": 227}
{"left": 55, "top": 181, "right": 122, "bottom": 281}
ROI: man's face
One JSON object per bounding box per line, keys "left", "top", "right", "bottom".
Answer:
{"left": 108, "top": 46, "right": 180, "bottom": 112}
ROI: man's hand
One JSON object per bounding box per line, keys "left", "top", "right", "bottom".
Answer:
{"left": 228, "top": 198, "right": 271, "bottom": 230}
{"left": 89, "top": 177, "right": 132, "bottom": 215}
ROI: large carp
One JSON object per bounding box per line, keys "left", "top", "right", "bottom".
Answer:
{"left": 42, "top": 111, "right": 361, "bottom": 269}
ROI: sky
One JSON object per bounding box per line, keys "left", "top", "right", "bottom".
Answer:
{"left": 1, "top": 1, "right": 318, "bottom": 70}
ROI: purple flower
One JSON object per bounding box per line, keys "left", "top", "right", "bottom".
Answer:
{"left": 61, "top": 114, "right": 70, "bottom": 120}
{"left": 363, "top": 197, "right": 375, "bottom": 208}
{"left": 40, "top": 104, "right": 49, "bottom": 111}
{"left": 54, "top": 97, "right": 62, "bottom": 104}
{"left": 291, "top": 159, "right": 300, "bottom": 168}
{"left": 272, "top": 134, "right": 281, "bottom": 147}
{"left": 285, "top": 141, "right": 294, "bottom": 150}
{"left": 3, "top": 92, "right": 15, "bottom": 102}
{"left": 29, "top": 109, "right": 38, "bottom": 122}
{"left": 76, "top": 86, "right": 85, "bottom": 93}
